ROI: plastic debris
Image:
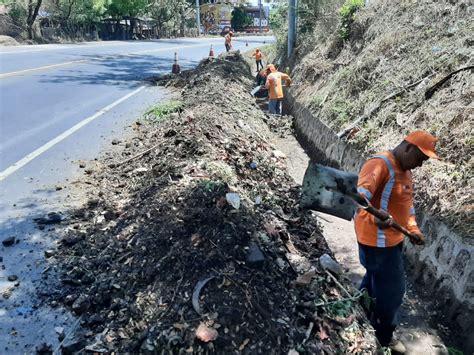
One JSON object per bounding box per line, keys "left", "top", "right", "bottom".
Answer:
{"left": 319, "top": 253, "right": 342, "bottom": 275}
{"left": 195, "top": 324, "right": 218, "bottom": 342}
{"left": 226, "top": 193, "right": 240, "bottom": 209}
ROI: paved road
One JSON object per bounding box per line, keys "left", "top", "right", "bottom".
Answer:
{"left": 0, "top": 36, "right": 273, "bottom": 353}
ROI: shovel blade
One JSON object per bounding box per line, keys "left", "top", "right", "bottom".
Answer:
{"left": 251, "top": 85, "right": 263, "bottom": 96}
{"left": 300, "top": 162, "right": 358, "bottom": 221}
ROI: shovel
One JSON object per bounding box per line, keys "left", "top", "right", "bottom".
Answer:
{"left": 300, "top": 162, "right": 424, "bottom": 245}
{"left": 250, "top": 83, "right": 300, "bottom": 97}
{"left": 251, "top": 85, "right": 264, "bottom": 96}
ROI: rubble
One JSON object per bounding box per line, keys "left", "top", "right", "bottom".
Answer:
{"left": 52, "top": 52, "right": 377, "bottom": 353}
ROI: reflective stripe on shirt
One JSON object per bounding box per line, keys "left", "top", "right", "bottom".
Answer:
{"left": 370, "top": 155, "right": 395, "bottom": 248}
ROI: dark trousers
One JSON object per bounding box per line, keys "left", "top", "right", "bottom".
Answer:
{"left": 358, "top": 242, "right": 405, "bottom": 346}
{"left": 256, "top": 60, "right": 263, "bottom": 71}
{"left": 225, "top": 43, "right": 231, "bottom": 52}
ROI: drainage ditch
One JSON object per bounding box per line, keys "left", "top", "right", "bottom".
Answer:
{"left": 280, "top": 91, "right": 474, "bottom": 353}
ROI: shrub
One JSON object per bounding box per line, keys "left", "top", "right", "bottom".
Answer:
{"left": 339, "top": 0, "right": 364, "bottom": 40}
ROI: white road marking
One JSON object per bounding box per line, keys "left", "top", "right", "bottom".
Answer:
{"left": 0, "top": 42, "right": 220, "bottom": 79}
{"left": 0, "top": 86, "right": 145, "bottom": 181}
{"left": 0, "top": 41, "right": 131, "bottom": 54}
{"left": 0, "top": 59, "right": 89, "bottom": 79}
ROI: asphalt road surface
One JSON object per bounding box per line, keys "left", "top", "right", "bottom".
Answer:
{"left": 0, "top": 36, "right": 273, "bottom": 353}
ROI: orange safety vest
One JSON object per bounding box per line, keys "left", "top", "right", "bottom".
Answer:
{"left": 354, "top": 151, "right": 420, "bottom": 247}
{"left": 265, "top": 72, "right": 291, "bottom": 100}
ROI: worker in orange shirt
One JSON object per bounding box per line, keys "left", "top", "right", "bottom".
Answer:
{"left": 252, "top": 48, "right": 264, "bottom": 71}
{"left": 355, "top": 131, "right": 440, "bottom": 353}
{"left": 224, "top": 31, "right": 233, "bottom": 52}
{"left": 265, "top": 64, "right": 291, "bottom": 115}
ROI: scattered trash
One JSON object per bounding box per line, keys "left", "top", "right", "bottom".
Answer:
{"left": 55, "top": 326, "right": 65, "bottom": 341}
{"left": 44, "top": 250, "right": 55, "bottom": 258}
{"left": 35, "top": 343, "right": 53, "bottom": 354}
{"left": 294, "top": 270, "right": 317, "bottom": 287}
{"left": 255, "top": 195, "right": 262, "bottom": 205}
{"left": 286, "top": 253, "right": 312, "bottom": 273}
{"left": 2, "top": 236, "right": 15, "bottom": 246}
{"left": 249, "top": 161, "right": 258, "bottom": 169}
{"left": 33, "top": 212, "right": 62, "bottom": 225}
{"left": 276, "top": 257, "right": 286, "bottom": 269}
{"left": 195, "top": 323, "right": 218, "bottom": 342}
{"left": 246, "top": 242, "right": 265, "bottom": 267}
{"left": 192, "top": 276, "right": 216, "bottom": 315}
{"left": 319, "top": 253, "right": 342, "bottom": 275}
{"left": 226, "top": 192, "right": 241, "bottom": 209}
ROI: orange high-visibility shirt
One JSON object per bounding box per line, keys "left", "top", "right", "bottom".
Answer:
{"left": 253, "top": 51, "right": 262, "bottom": 60}
{"left": 354, "top": 151, "right": 421, "bottom": 247}
{"left": 265, "top": 72, "right": 291, "bottom": 99}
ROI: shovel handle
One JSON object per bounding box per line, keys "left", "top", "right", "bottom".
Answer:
{"left": 349, "top": 192, "right": 423, "bottom": 244}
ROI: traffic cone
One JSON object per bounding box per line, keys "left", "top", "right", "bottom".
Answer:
{"left": 209, "top": 45, "right": 214, "bottom": 58}
{"left": 171, "top": 52, "right": 180, "bottom": 74}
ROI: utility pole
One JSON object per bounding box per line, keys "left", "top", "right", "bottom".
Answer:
{"left": 258, "top": 0, "right": 262, "bottom": 33}
{"left": 195, "top": 0, "right": 201, "bottom": 36}
{"left": 288, "top": 0, "right": 297, "bottom": 57}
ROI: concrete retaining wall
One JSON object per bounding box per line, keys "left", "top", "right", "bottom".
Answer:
{"left": 285, "top": 92, "right": 474, "bottom": 353}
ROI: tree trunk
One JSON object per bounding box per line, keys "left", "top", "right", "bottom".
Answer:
{"left": 179, "top": 11, "right": 185, "bottom": 37}
{"left": 27, "top": 0, "right": 43, "bottom": 40}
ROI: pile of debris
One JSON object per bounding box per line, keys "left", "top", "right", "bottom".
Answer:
{"left": 52, "top": 52, "right": 376, "bottom": 353}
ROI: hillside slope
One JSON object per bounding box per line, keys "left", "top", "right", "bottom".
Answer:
{"left": 288, "top": 0, "right": 473, "bottom": 239}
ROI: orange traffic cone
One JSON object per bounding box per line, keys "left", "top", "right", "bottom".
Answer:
{"left": 171, "top": 52, "right": 180, "bottom": 74}
{"left": 209, "top": 45, "right": 214, "bottom": 58}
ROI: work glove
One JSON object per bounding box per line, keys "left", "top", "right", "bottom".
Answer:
{"left": 375, "top": 210, "right": 393, "bottom": 229}
{"left": 408, "top": 231, "right": 425, "bottom": 246}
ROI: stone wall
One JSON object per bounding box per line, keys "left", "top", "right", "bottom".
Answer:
{"left": 284, "top": 92, "right": 474, "bottom": 353}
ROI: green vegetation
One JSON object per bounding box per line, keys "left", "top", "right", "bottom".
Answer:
{"left": 198, "top": 180, "right": 224, "bottom": 193}
{"left": 328, "top": 98, "right": 354, "bottom": 125}
{"left": 324, "top": 299, "right": 353, "bottom": 318}
{"left": 297, "top": 0, "right": 326, "bottom": 33}
{"left": 231, "top": 6, "right": 253, "bottom": 31}
{"left": 2, "top": 0, "right": 197, "bottom": 40}
{"left": 144, "top": 100, "right": 183, "bottom": 122}
{"left": 269, "top": 4, "right": 288, "bottom": 46}
{"left": 338, "top": 0, "right": 364, "bottom": 40}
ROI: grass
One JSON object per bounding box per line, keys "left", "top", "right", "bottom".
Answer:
{"left": 144, "top": 100, "right": 183, "bottom": 122}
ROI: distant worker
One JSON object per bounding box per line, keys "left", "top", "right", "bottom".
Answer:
{"left": 265, "top": 64, "right": 292, "bottom": 115}
{"left": 225, "top": 31, "right": 233, "bottom": 52}
{"left": 355, "top": 131, "right": 440, "bottom": 353}
{"left": 255, "top": 65, "right": 271, "bottom": 86}
{"left": 252, "top": 48, "right": 264, "bottom": 71}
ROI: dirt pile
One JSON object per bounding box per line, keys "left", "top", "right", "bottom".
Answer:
{"left": 288, "top": 0, "right": 473, "bottom": 239}
{"left": 51, "top": 53, "right": 376, "bottom": 353}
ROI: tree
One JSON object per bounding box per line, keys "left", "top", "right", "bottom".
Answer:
{"left": 231, "top": 6, "right": 252, "bottom": 31}
{"left": 26, "top": 0, "right": 43, "bottom": 39}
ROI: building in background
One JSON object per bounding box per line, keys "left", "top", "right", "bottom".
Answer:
{"left": 200, "top": 0, "right": 244, "bottom": 35}
{"left": 199, "top": 0, "right": 269, "bottom": 34}
{"left": 243, "top": 6, "right": 270, "bottom": 33}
